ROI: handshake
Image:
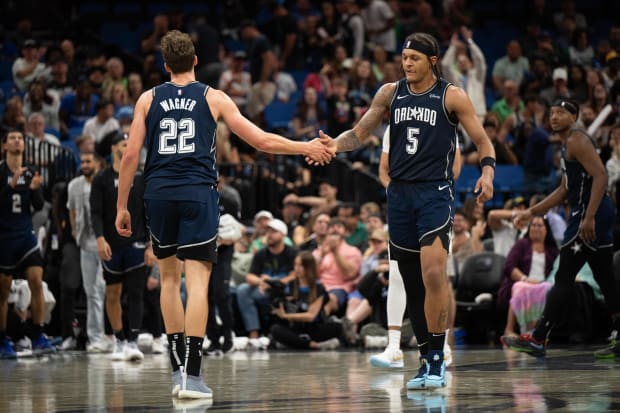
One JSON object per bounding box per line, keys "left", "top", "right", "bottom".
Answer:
{"left": 304, "top": 130, "right": 337, "bottom": 166}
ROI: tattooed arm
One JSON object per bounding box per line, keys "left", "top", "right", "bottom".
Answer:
{"left": 321, "top": 83, "right": 396, "bottom": 153}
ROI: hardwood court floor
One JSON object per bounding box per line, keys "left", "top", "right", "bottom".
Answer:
{"left": 1, "top": 346, "right": 619, "bottom": 412}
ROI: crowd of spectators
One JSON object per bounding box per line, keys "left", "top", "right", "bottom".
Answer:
{"left": 1, "top": 0, "right": 620, "bottom": 353}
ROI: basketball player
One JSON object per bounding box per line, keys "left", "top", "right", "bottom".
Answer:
{"left": 0, "top": 130, "right": 55, "bottom": 358}
{"left": 317, "top": 33, "right": 495, "bottom": 388}
{"left": 115, "top": 30, "right": 333, "bottom": 400}
{"left": 502, "top": 99, "right": 620, "bottom": 358}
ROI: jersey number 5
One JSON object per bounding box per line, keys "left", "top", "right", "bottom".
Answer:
{"left": 159, "top": 118, "right": 196, "bottom": 154}
{"left": 406, "top": 127, "right": 419, "bottom": 155}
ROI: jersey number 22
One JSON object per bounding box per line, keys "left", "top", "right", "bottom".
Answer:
{"left": 159, "top": 118, "right": 196, "bottom": 154}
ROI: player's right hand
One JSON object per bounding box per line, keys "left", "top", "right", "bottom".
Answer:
{"left": 305, "top": 130, "right": 336, "bottom": 166}
{"left": 513, "top": 209, "right": 532, "bottom": 228}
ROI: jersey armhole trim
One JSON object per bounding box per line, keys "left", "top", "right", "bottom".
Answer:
{"left": 442, "top": 82, "right": 459, "bottom": 127}
{"left": 204, "top": 85, "right": 210, "bottom": 96}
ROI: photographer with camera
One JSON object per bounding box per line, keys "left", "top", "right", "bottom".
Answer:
{"left": 270, "top": 251, "right": 342, "bottom": 350}
{"left": 236, "top": 219, "right": 297, "bottom": 349}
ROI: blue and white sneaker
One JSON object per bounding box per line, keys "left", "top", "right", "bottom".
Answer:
{"left": 172, "top": 369, "right": 183, "bottom": 397}
{"left": 425, "top": 350, "right": 446, "bottom": 388}
{"left": 369, "top": 347, "right": 404, "bottom": 369}
{"left": 406, "top": 355, "right": 429, "bottom": 389}
{"left": 178, "top": 374, "right": 213, "bottom": 400}
{"left": 31, "top": 334, "right": 56, "bottom": 355}
{"left": 0, "top": 337, "right": 17, "bottom": 359}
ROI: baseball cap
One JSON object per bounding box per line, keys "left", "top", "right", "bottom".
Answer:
{"left": 267, "top": 218, "right": 288, "bottom": 236}
{"left": 116, "top": 106, "right": 134, "bottom": 121}
{"left": 606, "top": 50, "right": 620, "bottom": 63}
{"left": 110, "top": 131, "right": 128, "bottom": 145}
{"left": 552, "top": 67, "right": 567, "bottom": 81}
{"left": 254, "top": 210, "right": 273, "bottom": 224}
{"left": 22, "top": 39, "right": 37, "bottom": 48}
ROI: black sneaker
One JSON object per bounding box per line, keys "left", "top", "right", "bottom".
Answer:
{"left": 204, "top": 341, "right": 221, "bottom": 356}
{"left": 222, "top": 338, "right": 235, "bottom": 354}
{"left": 501, "top": 333, "right": 546, "bottom": 357}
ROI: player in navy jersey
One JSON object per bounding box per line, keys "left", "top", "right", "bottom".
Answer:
{"left": 503, "top": 99, "right": 620, "bottom": 359}
{"left": 115, "top": 30, "right": 332, "bottom": 401}
{"left": 318, "top": 32, "right": 495, "bottom": 388}
{"left": 0, "top": 130, "right": 55, "bottom": 358}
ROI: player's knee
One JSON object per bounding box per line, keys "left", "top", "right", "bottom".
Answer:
{"left": 421, "top": 264, "right": 447, "bottom": 290}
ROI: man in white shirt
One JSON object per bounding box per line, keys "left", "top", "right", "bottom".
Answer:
{"left": 82, "top": 100, "right": 120, "bottom": 143}
{"left": 361, "top": 0, "right": 396, "bottom": 54}
{"left": 12, "top": 39, "right": 49, "bottom": 92}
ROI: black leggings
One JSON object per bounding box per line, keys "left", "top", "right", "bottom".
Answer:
{"left": 534, "top": 242, "right": 620, "bottom": 341}
{"left": 207, "top": 248, "right": 234, "bottom": 343}
{"left": 270, "top": 322, "right": 342, "bottom": 349}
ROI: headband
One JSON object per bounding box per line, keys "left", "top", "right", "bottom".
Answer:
{"left": 551, "top": 99, "right": 578, "bottom": 115}
{"left": 403, "top": 39, "right": 436, "bottom": 57}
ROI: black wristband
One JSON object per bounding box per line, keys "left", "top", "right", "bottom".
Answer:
{"left": 480, "top": 156, "right": 496, "bottom": 170}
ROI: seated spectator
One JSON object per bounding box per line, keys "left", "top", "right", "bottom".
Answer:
{"left": 347, "top": 60, "right": 378, "bottom": 116}
{"left": 606, "top": 123, "right": 620, "bottom": 194}
{"left": 491, "top": 79, "right": 524, "bottom": 123}
{"left": 106, "top": 83, "right": 130, "bottom": 111}
{"left": 127, "top": 72, "right": 144, "bottom": 106}
{"left": 326, "top": 77, "right": 355, "bottom": 138}
{"left": 567, "top": 64, "right": 588, "bottom": 103}
{"left": 270, "top": 251, "right": 341, "bottom": 350}
{"left": 23, "top": 80, "right": 60, "bottom": 132}
{"left": 487, "top": 197, "right": 528, "bottom": 257}
{"left": 102, "top": 57, "right": 127, "bottom": 97}
{"left": 337, "top": 203, "right": 368, "bottom": 252}
{"left": 283, "top": 178, "right": 341, "bottom": 216}
{"left": 12, "top": 39, "right": 48, "bottom": 93}
{"left": 568, "top": 28, "right": 594, "bottom": 67}
{"left": 218, "top": 51, "right": 251, "bottom": 113}
{"left": 602, "top": 51, "right": 620, "bottom": 89}
{"left": 215, "top": 121, "right": 241, "bottom": 166}
{"left": 492, "top": 40, "right": 529, "bottom": 93}
{"left": 499, "top": 94, "right": 546, "bottom": 162}
{"left": 447, "top": 209, "right": 485, "bottom": 279}
{"left": 47, "top": 58, "right": 74, "bottom": 99}
{"left": 236, "top": 219, "right": 298, "bottom": 344}
{"left": 522, "top": 109, "right": 556, "bottom": 194}
{"left": 466, "top": 112, "right": 517, "bottom": 165}
{"left": 291, "top": 87, "right": 326, "bottom": 141}
{"left": 498, "top": 216, "right": 559, "bottom": 337}
{"left": 75, "top": 134, "right": 95, "bottom": 155}
{"left": 313, "top": 218, "right": 362, "bottom": 316}
{"left": 82, "top": 100, "right": 120, "bottom": 144}
{"left": 250, "top": 210, "right": 294, "bottom": 253}
{"left": 540, "top": 67, "right": 573, "bottom": 105}
{"left": 298, "top": 212, "right": 330, "bottom": 252}
{"left": 1, "top": 96, "right": 26, "bottom": 132}
{"left": 520, "top": 54, "right": 553, "bottom": 98}
{"left": 59, "top": 77, "right": 99, "bottom": 132}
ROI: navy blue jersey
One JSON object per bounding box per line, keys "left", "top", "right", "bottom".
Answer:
{"left": 388, "top": 78, "right": 458, "bottom": 182}
{"left": 0, "top": 161, "right": 41, "bottom": 234}
{"left": 144, "top": 81, "right": 218, "bottom": 202}
{"left": 560, "top": 129, "right": 596, "bottom": 209}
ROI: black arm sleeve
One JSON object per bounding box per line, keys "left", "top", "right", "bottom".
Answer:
{"left": 89, "top": 172, "right": 105, "bottom": 238}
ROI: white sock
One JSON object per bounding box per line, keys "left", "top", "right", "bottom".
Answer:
{"left": 388, "top": 330, "right": 401, "bottom": 349}
{"left": 387, "top": 260, "right": 407, "bottom": 326}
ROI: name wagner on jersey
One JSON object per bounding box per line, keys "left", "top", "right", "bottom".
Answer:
{"left": 159, "top": 97, "right": 197, "bottom": 112}
{"left": 394, "top": 106, "right": 437, "bottom": 126}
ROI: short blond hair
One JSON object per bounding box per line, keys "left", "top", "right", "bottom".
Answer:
{"left": 161, "top": 30, "right": 196, "bottom": 74}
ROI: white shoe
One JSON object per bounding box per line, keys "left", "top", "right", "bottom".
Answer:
{"left": 202, "top": 337, "right": 211, "bottom": 352}
{"left": 109, "top": 339, "right": 127, "bottom": 361}
{"left": 444, "top": 343, "right": 453, "bottom": 367}
{"left": 87, "top": 337, "right": 111, "bottom": 353}
{"left": 364, "top": 335, "right": 388, "bottom": 349}
{"left": 124, "top": 341, "right": 144, "bottom": 362}
{"left": 137, "top": 333, "right": 154, "bottom": 350}
{"left": 234, "top": 336, "right": 248, "bottom": 351}
{"left": 248, "top": 337, "right": 269, "bottom": 350}
{"left": 316, "top": 338, "right": 340, "bottom": 350}
{"left": 15, "top": 336, "right": 32, "bottom": 351}
{"left": 369, "top": 347, "right": 404, "bottom": 369}
{"left": 59, "top": 336, "right": 76, "bottom": 351}
{"left": 152, "top": 337, "right": 165, "bottom": 354}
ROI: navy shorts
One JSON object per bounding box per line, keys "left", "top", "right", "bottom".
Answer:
{"left": 0, "top": 232, "right": 42, "bottom": 277}
{"left": 562, "top": 195, "right": 615, "bottom": 250}
{"left": 145, "top": 189, "right": 219, "bottom": 263}
{"left": 387, "top": 180, "right": 454, "bottom": 258}
{"left": 102, "top": 243, "right": 146, "bottom": 284}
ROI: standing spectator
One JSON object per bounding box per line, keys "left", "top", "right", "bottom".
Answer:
{"left": 492, "top": 40, "right": 529, "bottom": 93}
{"left": 260, "top": 1, "right": 300, "bottom": 71}
{"left": 12, "top": 39, "right": 48, "bottom": 93}
{"left": 602, "top": 51, "right": 620, "bottom": 90}
{"left": 103, "top": 57, "right": 127, "bottom": 96}
{"left": 82, "top": 100, "right": 120, "bottom": 144}
{"left": 67, "top": 152, "right": 107, "bottom": 352}
{"left": 218, "top": 51, "right": 252, "bottom": 113}
{"left": 361, "top": 0, "right": 396, "bottom": 55}
{"left": 316, "top": 1, "right": 341, "bottom": 57}
{"left": 327, "top": 77, "right": 355, "bottom": 145}
{"left": 442, "top": 27, "right": 487, "bottom": 120}
{"left": 236, "top": 219, "right": 297, "bottom": 344}
{"left": 348, "top": 59, "right": 378, "bottom": 114}
{"left": 337, "top": 0, "right": 365, "bottom": 59}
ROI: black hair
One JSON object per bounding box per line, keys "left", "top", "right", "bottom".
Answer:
{"left": 403, "top": 32, "right": 442, "bottom": 80}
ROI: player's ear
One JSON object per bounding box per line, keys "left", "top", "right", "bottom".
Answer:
{"left": 193, "top": 55, "right": 198, "bottom": 67}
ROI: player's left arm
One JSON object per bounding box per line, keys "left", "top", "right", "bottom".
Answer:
{"left": 567, "top": 131, "right": 608, "bottom": 242}
{"left": 116, "top": 90, "right": 152, "bottom": 237}
{"left": 446, "top": 85, "right": 495, "bottom": 203}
